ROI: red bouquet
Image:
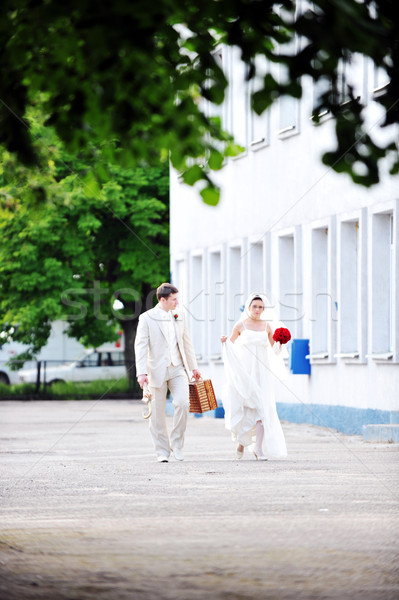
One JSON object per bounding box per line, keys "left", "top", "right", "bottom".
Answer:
{"left": 273, "top": 327, "right": 291, "bottom": 344}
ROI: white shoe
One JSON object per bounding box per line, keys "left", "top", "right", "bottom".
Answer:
{"left": 236, "top": 444, "right": 244, "bottom": 459}
{"left": 252, "top": 448, "right": 268, "bottom": 461}
{"left": 157, "top": 455, "right": 169, "bottom": 463}
{"left": 172, "top": 448, "right": 184, "bottom": 461}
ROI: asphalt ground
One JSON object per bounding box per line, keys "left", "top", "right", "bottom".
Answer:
{"left": 0, "top": 399, "right": 398, "bottom": 600}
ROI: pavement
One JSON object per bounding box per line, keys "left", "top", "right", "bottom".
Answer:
{"left": 0, "top": 399, "right": 398, "bottom": 600}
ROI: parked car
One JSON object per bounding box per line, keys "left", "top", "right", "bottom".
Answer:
{"left": 17, "top": 349, "right": 127, "bottom": 385}
{"left": 0, "top": 364, "right": 15, "bottom": 385}
{"left": 0, "top": 355, "right": 28, "bottom": 386}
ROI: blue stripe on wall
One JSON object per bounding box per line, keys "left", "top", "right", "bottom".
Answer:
{"left": 276, "top": 402, "right": 395, "bottom": 436}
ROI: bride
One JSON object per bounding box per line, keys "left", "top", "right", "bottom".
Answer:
{"left": 220, "top": 293, "right": 288, "bottom": 460}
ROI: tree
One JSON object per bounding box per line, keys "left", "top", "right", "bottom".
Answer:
{"left": 0, "top": 111, "right": 169, "bottom": 380}
{"left": 0, "top": 0, "right": 398, "bottom": 203}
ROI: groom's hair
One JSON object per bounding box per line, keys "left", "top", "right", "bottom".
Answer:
{"left": 156, "top": 283, "right": 179, "bottom": 300}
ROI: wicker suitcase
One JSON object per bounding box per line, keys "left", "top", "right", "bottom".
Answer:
{"left": 189, "top": 379, "right": 218, "bottom": 413}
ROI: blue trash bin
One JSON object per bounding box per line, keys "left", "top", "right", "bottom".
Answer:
{"left": 214, "top": 403, "right": 225, "bottom": 419}
{"left": 289, "top": 339, "right": 311, "bottom": 375}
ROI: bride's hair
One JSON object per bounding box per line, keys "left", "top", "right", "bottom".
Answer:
{"left": 249, "top": 295, "right": 264, "bottom": 307}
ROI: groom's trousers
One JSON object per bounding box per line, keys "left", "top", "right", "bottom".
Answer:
{"left": 149, "top": 364, "right": 189, "bottom": 458}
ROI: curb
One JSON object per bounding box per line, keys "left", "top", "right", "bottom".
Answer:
{"left": 362, "top": 424, "right": 399, "bottom": 443}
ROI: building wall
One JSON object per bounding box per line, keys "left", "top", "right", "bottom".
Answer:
{"left": 170, "top": 43, "right": 399, "bottom": 435}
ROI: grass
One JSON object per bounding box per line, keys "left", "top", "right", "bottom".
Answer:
{"left": 0, "top": 382, "right": 37, "bottom": 398}
{"left": 0, "top": 378, "right": 140, "bottom": 399}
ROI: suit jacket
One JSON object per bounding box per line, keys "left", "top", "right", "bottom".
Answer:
{"left": 134, "top": 306, "right": 198, "bottom": 388}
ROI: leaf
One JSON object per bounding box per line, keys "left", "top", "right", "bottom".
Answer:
{"left": 182, "top": 165, "right": 203, "bottom": 185}
{"left": 82, "top": 171, "right": 101, "bottom": 199}
{"left": 252, "top": 89, "right": 273, "bottom": 115}
{"left": 225, "top": 142, "right": 244, "bottom": 158}
{"left": 200, "top": 185, "right": 220, "bottom": 206}
{"left": 208, "top": 150, "right": 224, "bottom": 170}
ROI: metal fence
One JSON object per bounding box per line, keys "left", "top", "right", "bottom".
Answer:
{"left": 1, "top": 357, "right": 141, "bottom": 399}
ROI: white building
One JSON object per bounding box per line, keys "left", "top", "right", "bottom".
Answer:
{"left": 170, "top": 40, "right": 399, "bottom": 439}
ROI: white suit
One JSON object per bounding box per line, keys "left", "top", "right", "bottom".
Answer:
{"left": 134, "top": 305, "right": 198, "bottom": 458}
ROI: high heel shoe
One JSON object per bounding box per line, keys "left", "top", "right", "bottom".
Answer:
{"left": 236, "top": 445, "right": 244, "bottom": 459}
{"left": 252, "top": 448, "right": 268, "bottom": 461}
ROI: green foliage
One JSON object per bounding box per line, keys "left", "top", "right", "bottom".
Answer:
{"left": 0, "top": 382, "right": 37, "bottom": 398}
{"left": 0, "top": 109, "right": 169, "bottom": 362}
{"left": 0, "top": 378, "right": 135, "bottom": 399}
{"left": 46, "top": 378, "right": 133, "bottom": 398}
{"left": 0, "top": 0, "right": 398, "bottom": 196}
{"left": 200, "top": 186, "right": 221, "bottom": 207}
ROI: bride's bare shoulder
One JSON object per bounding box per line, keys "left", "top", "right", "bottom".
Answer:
{"left": 232, "top": 321, "right": 244, "bottom": 334}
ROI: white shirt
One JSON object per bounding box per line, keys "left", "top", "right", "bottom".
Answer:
{"left": 155, "top": 306, "right": 182, "bottom": 367}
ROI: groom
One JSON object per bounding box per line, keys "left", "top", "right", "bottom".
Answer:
{"left": 134, "top": 283, "right": 201, "bottom": 462}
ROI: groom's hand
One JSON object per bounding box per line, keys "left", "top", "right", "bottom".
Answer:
{"left": 137, "top": 374, "right": 149, "bottom": 389}
{"left": 192, "top": 369, "right": 201, "bottom": 380}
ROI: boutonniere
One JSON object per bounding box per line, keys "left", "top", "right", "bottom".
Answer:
{"left": 173, "top": 313, "right": 179, "bottom": 321}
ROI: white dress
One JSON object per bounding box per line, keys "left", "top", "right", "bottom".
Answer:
{"left": 222, "top": 326, "right": 287, "bottom": 458}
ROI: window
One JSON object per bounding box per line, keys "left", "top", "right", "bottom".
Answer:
{"left": 390, "top": 215, "right": 394, "bottom": 352}
{"left": 278, "top": 14, "right": 299, "bottom": 135}
{"left": 336, "top": 55, "right": 352, "bottom": 105}
{"left": 338, "top": 221, "right": 359, "bottom": 355}
{"left": 202, "top": 46, "right": 225, "bottom": 139}
{"left": 248, "top": 241, "right": 264, "bottom": 293}
{"left": 311, "top": 228, "right": 329, "bottom": 355}
{"left": 278, "top": 235, "right": 296, "bottom": 326}
{"left": 227, "top": 245, "right": 244, "bottom": 326}
{"left": 250, "top": 55, "right": 270, "bottom": 150}
{"left": 279, "top": 92, "right": 298, "bottom": 134}
{"left": 229, "top": 47, "right": 249, "bottom": 151}
{"left": 210, "top": 46, "right": 225, "bottom": 122}
{"left": 209, "top": 251, "right": 224, "bottom": 359}
{"left": 109, "top": 352, "right": 125, "bottom": 366}
{"left": 173, "top": 259, "right": 186, "bottom": 297}
{"left": 372, "top": 65, "right": 390, "bottom": 97}
{"left": 312, "top": 53, "right": 359, "bottom": 120}
{"left": 371, "top": 213, "right": 393, "bottom": 354}
{"left": 312, "top": 75, "right": 331, "bottom": 118}
{"left": 189, "top": 254, "right": 205, "bottom": 360}
{"left": 80, "top": 352, "right": 100, "bottom": 367}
